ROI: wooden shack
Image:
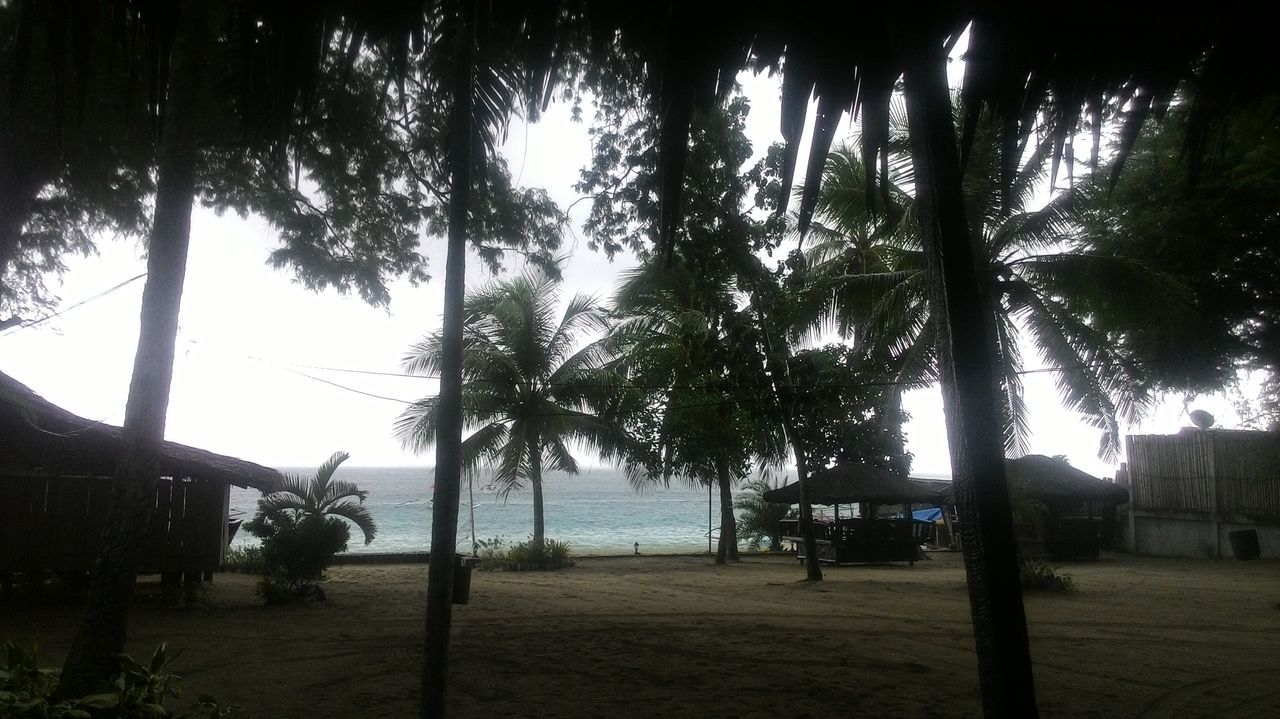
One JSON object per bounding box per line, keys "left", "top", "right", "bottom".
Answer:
{"left": 1004, "top": 454, "right": 1129, "bottom": 560}
{"left": 765, "top": 463, "right": 946, "bottom": 565}
{"left": 0, "top": 370, "right": 281, "bottom": 583}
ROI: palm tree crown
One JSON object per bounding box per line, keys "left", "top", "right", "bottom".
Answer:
{"left": 797, "top": 129, "right": 1187, "bottom": 459}
{"left": 258, "top": 451, "right": 378, "bottom": 545}
{"left": 395, "top": 269, "right": 629, "bottom": 545}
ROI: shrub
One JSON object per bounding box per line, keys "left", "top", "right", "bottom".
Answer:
{"left": 0, "top": 641, "right": 237, "bottom": 718}
{"left": 472, "top": 537, "right": 509, "bottom": 571}
{"left": 505, "top": 538, "right": 574, "bottom": 571}
{"left": 241, "top": 452, "right": 377, "bottom": 604}
{"left": 471, "top": 536, "right": 573, "bottom": 571}
{"left": 220, "top": 545, "right": 266, "bottom": 575}
{"left": 246, "top": 512, "right": 350, "bottom": 602}
{"left": 1020, "top": 559, "right": 1074, "bottom": 591}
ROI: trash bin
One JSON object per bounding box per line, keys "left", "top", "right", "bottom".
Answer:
{"left": 1227, "top": 529, "right": 1261, "bottom": 560}
{"left": 453, "top": 555, "right": 481, "bottom": 604}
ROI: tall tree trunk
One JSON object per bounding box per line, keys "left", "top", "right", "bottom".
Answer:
{"left": 421, "top": 2, "right": 473, "bottom": 716}
{"left": 904, "top": 41, "right": 1038, "bottom": 717}
{"left": 714, "top": 457, "right": 738, "bottom": 563}
{"left": 56, "top": 1, "right": 209, "bottom": 698}
{"left": 885, "top": 388, "right": 909, "bottom": 476}
{"left": 529, "top": 437, "right": 545, "bottom": 553}
{"left": 746, "top": 283, "right": 822, "bottom": 580}
{"left": 788, "top": 439, "right": 822, "bottom": 579}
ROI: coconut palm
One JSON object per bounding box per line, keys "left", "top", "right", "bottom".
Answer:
{"left": 799, "top": 131, "right": 1185, "bottom": 459}
{"left": 396, "top": 270, "right": 629, "bottom": 552}
{"left": 734, "top": 473, "right": 793, "bottom": 551}
{"left": 610, "top": 259, "right": 787, "bottom": 564}
{"left": 254, "top": 451, "right": 378, "bottom": 545}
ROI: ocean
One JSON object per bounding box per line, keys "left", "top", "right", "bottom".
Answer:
{"left": 229, "top": 466, "right": 723, "bottom": 556}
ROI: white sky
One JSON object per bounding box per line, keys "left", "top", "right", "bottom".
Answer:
{"left": 0, "top": 64, "right": 1246, "bottom": 479}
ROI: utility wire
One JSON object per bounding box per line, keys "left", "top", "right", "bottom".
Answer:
{"left": 180, "top": 336, "right": 1158, "bottom": 414}
{"left": 243, "top": 349, "right": 1141, "bottom": 391}
{"left": 0, "top": 273, "right": 147, "bottom": 338}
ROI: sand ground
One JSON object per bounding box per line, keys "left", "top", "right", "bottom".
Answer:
{"left": 2, "top": 552, "right": 1277, "bottom": 718}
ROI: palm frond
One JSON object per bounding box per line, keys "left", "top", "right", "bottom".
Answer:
{"left": 543, "top": 436, "right": 579, "bottom": 475}
{"left": 257, "top": 492, "right": 309, "bottom": 516}
{"left": 325, "top": 499, "right": 378, "bottom": 545}
{"left": 317, "top": 480, "right": 369, "bottom": 512}
{"left": 459, "top": 421, "right": 511, "bottom": 476}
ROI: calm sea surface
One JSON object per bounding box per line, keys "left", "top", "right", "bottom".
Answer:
{"left": 229, "top": 466, "right": 723, "bottom": 556}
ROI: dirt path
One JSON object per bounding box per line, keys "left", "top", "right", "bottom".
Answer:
{"left": 2, "top": 553, "right": 1277, "bottom": 717}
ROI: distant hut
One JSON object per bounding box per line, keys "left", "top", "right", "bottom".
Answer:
{"left": 1004, "top": 454, "right": 1129, "bottom": 560}
{"left": 0, "top": 370, "right": 281, "bottom": 594}
{"left": 764, "top": 463, "right": 946, "bottom": 565}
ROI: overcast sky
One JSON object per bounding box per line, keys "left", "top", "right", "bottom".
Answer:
{"left": 0, "top": 64, "right": 1243, "bottom": 479}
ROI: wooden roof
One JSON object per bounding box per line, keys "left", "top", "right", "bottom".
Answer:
{"left": 763, "top": 462, "right": 946, "bottom": 505}
{"left": 0, "top": 370, "right": 282, "bottom": 492}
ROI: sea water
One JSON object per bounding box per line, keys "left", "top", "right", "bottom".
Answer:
{"left": 228, "top": 466, "right": 721, "bottom": 556}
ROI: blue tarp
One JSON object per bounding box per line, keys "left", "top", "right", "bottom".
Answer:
{"left": 911, "top": 507, "right": 944, "bottom": 522}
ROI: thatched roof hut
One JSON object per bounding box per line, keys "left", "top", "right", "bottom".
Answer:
{"left": 763, "top": 462, "right": 945, "bottom": 506}
{"left": 1, "top": 370, "right": 281, "bottom": 577}
{"left": 1006, "top": 454, "right": 1128, "bottom": 505}
{"left": 0, "top": 370, "right": 281, "bottom": 491}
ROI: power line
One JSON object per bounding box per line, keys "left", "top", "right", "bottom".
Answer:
{"left": 0, "top": 273, "right": 147, "bottom": 338}
{"left": 243, "top": 351, "right": 1145, "bottom": 390}
{"left": 178, "top": 334, "right": 1161, "bottom": 417}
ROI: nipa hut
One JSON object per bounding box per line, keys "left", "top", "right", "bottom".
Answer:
{"left": 764, "top": 463, "right": 947, "bottom": 565}
{"left": 1004, "top": 454, "right": 1129, "bottom": 559}
{"left": 0, "top": 370, "right": 281, "bottom": 593}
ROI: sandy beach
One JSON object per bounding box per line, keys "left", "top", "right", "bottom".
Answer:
{"left": 2, "top": 552, "right": 1277, "bottom": 718}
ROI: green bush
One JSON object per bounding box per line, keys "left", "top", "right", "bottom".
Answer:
{"left": 245, "top": 511, "right": 350, "bottom": 602}
{"left": 472, "top": 537, "right": 509, "bottom": 571}
{"left": 220, "top": 546, "right": 266, "bottom": 575}
{"left": 1020, "top": 559, "right": 1074, "bottom": 591}
{"left": 505, "top": 538, "right": 574, "bottom": 571}
{"left": 0, "top": 641, "right": 237, "bottom": 718}
{"left": 471, "top": 536, "right": 573, "bottom": 571}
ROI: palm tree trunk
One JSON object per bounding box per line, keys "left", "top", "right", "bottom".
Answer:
{"left": 56, "top": 1, "right": 209, "bottom": 698}
{"left": 714, "top": 457, "right": 738, "bottom": 563}
{"left": 421, "top": 2, "right": 474, "bottom": 716}
{"left": 903, "top": 41, "right": 1038, "bottom": 717}
{"left": 529, "top": 438, "right": 545, "bottom": 554}
{"left": 885, "top": 388, "right": 909, "bottom": 477}
{"left": 745, "top": 283, "right": 822, "bottom": 580}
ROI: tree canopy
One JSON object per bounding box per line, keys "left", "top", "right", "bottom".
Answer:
{"left": 1082, "top": 98, "right": 1280, "bottom": 425}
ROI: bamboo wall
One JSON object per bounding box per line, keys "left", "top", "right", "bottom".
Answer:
{"left": 1126, "top": 430, "right": 1280, "bottom": 520}
{"left": 0, "top": 474, "right": 230, "bottom": 574}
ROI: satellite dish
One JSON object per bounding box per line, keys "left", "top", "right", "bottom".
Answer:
{"left": 1190, "top": 409, "right": 1215, "bottom": 429}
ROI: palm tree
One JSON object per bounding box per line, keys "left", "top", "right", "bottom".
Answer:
{"left": 799, "top": 128, "right": 1184, "bottom": 460}
{"left": 734, "top": 473, "right": 792, "bottom": 551}
{"left": 609, "top": 260, "right": 786, "bottom": 564}
{"left": 252, "top": 451, "right": 378, "bottom": 545}
{"left": 396, "top": 270, "right": 628, "bottom": 553}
